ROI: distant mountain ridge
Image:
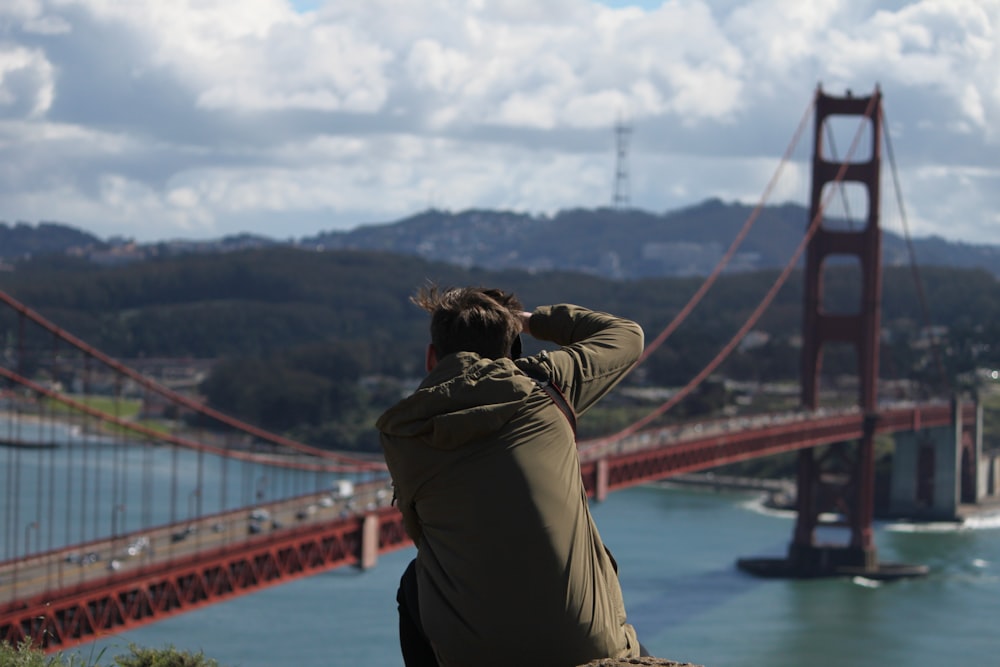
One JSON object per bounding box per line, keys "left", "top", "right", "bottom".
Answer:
{"left": 4, "top": 199, "right": 999, "bottom": 279}
{"left": 303, "top": 199, "right": 1000, "bottom": 279}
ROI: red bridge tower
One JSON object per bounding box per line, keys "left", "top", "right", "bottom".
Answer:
{"left": 739, "top": 86, "right": 927, "bottom": 578}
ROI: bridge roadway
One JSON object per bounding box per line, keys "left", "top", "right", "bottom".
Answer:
{"left": 0, "top": 480, "right": 394, "bottom": 604}
{"left": 0, "top": 401, "right": 969, "bottom": 651}
{"left": 578, "top": 402, "right": 965, "bottom": 498}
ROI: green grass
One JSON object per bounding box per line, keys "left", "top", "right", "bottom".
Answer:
{"left": 42, "top": 395, "right": 144, "bottom": 421}
{"left": 37, "top": 395, "right": 180, "bottom": 439}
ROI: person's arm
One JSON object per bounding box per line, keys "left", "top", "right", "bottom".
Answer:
{"left": 379, "top": 437, "right": 423, "bottom": 544}
{"left": 397, "top": 491, "right": 422, "bottom": 545}
{"left": 522, "top": 304, "right": 643, "bottom": 415}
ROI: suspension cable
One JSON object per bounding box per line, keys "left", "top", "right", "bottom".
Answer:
{"left": 0, "top": 288, "right": 382, "bottom": 467}
{"left": 0, "top": 366, "right": 381, "bottom": 473}
{"left": 583, "top": 93, "right": 879, "bottom": 453}
{"left": 637, "top": 92, "right": 818, "bottom": 365}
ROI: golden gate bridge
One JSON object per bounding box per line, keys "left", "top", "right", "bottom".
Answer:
{"left": 0, "top": 87, "right": 989, "bottom": 652}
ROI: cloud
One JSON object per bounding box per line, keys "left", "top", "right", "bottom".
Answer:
{"left": 0, "top": 45, "right": 55, "bottom": 117}
{"left": 0, "top": 0, "right": 997, "bottom": 244}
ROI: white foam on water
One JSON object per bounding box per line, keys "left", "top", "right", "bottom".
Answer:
{"left": 739, "top": 495, "right": 795, "bottom": 520}
{"left": 851, "top": 576, "right": 883, "bottom": 589}
{"left": 886, "top": 510, "right": 1000, "bottom": 533}
{"left": 961, "top": 512, "right": 1000, "bottom": 531}
{"left": 885, "top": 520, "right": 967, "bottom": 534}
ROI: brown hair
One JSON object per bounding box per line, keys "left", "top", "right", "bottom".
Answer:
{"left": 412, "top": 285, "right": 523, "bottom": 360}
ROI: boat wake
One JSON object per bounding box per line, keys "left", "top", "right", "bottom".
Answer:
{"left": 738, "top": 492, "right": 1000, "bottom": 533}
{"left": 886, "top": 511, "right": 1000, "bottom": 533}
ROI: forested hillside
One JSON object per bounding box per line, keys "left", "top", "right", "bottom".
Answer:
{"left": 0, "top": 221, "right": 103, "bottom": 259}
{"left": 1, "top": 247, "right": 997, "bottom": 451}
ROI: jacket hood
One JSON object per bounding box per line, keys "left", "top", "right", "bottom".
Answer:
{"left": 376, "top": 352, "right": 536, "bottom": 451}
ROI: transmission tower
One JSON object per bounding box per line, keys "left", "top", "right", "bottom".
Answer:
{"left": 612, "top": 117, "right": 631, "bottom": 210}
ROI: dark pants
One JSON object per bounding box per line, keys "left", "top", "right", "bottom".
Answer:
{"left": 397, "top": 559, "right": 440, "bottom": 667}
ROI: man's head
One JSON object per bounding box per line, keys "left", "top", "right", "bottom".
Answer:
{"left": 412, "top": 285, "right": 523, "bottom": 365}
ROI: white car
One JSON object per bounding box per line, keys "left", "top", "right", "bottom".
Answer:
{"left": 126, "top": 536, "right": 150, "bottom": 556}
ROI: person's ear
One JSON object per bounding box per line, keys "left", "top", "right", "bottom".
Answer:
{"left": 425, "top": 343, "right": 438, "bottom": 372}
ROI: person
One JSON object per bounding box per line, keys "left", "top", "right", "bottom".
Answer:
{"left": 376, "top": 285, "right": 645, "bottom": 667}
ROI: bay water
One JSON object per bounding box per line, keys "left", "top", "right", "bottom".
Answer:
{"left": 6, "top": 415, "right": 997, "bottom": 666}
{"left": 63, "top": 484, "right": 1000, "bottom": 667}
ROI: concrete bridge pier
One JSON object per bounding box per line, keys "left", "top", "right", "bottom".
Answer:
{"left": 361, "top": 513, "right": 380, "bottom": 569}
{"left": 889, "top": 399, "right": 991, "bottom": 521}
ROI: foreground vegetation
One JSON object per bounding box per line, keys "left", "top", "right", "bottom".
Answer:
{"left": 0, "top": 642, "right": 221, "bottom": 667}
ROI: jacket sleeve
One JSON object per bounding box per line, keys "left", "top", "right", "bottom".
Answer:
{"left": 380, "top": 442, "right": 424, "bottom": 545}
{"left": 527, "top": 304, "right": 644, "bottom": 416}
{"left": 397, "top": 489, "right": 423, "bottom": 546}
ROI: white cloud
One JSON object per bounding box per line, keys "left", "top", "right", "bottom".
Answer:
{"left": 0, "top": 0, "right": 996, "bottom": 245}
{"left": 0, "top": 46, "right": 55, "bottom": 117}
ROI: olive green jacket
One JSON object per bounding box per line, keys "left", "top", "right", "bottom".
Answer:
{"left": 377, "top": 304, "right": 643, "bottom": 667}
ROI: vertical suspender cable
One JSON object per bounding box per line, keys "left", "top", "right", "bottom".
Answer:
{"left": 170, "top": 437, "right": 179, "bottom": 529}
{"left": 9, "top": 413, "right": 21, "bottom": 569}
{"left": 143, "top": 433, "right": 153, "bottom": 530}
{"left": 141, "top": 389, "right": 154, "bottom": 557}
{"left": 34, "top": 390, "right": 45, "bottom": 557}
{"left": 64, "top": 386, "right": 75, "bottom": 560}
{"left": 46, "top": 333, "right": 58, "bottom": 564}
{"left": 111, "top": 375, "right": 124, "bottom": 551}
{"left": 3, "top": 378, "right": 15, "bottom": 561}
{"left": 196, "top": 445, "right": 205, "bottom": 528}
{"left": 4, "top": 311, "right": 27, "bottom": 561}
{"left": 2, "top": 377, "right": 8, "bottom": 560}
{"left": 46, "top": 384, "right": 57, "bottom": 584}
{"left": 881, "top": 108, "right": 950, "bottom": 393}
{"left": 220, "top": 426, "right": 230, "bottom": 521}
{"left": 80, "top": 354, "right": 90, "bottom": 544}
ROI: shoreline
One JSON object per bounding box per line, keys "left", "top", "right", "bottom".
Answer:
{"left": 658, "top": 471, "right": 1000, "bottom": 526}
{"left": 0, "top": 410, "right": 84, "bottom": 447}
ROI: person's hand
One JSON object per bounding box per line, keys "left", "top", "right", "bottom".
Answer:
{"left": 518, "top": 311, "right": 533, "bottom": 337}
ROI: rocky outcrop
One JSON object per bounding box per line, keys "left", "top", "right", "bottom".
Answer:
{"left": 579, "top": 658, "right": 702, "bottom": 666}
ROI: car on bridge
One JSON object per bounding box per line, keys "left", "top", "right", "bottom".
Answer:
{"left": 126, "top": 536, "right": 150, "bottom": 556}
{"left": 171, "top": 526, "right": 196, "bottom": 543}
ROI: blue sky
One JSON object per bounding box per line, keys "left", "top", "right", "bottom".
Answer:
{"left": 0, "top": 1, "right": 997, "bottom": 244}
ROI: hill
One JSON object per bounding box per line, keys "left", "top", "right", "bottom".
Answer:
{"left": 4, "top": 199, "right": 1000, "bottom": 279}
{"left": 0, "top": 221, "right": 104, "bottom": 261}
{"left": 2, "top": 246, "right": 997, "bottom": 382}
{"left": 300, "top": 199, "right": 1000, "bottom": 279}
